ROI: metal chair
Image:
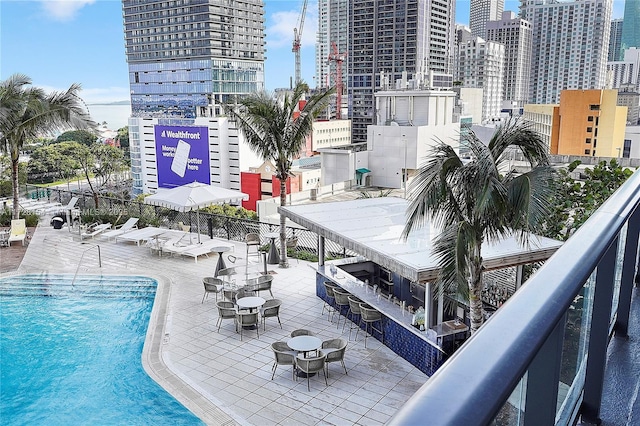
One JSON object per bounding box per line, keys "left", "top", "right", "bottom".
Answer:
{"left": 245, "top": 233, "right": 261, "bottom": 261}
{"left": 295, "top": 353, "right": 328, "bottom": 391}
{"left": 271, "top": 341, "right": 296, "bottom": 380}
{"left": 235, "top": 311, "right": 259, "bottom": 340}
{"left": 359, "top": 304, "right": 384, "bottom": 348}
{"left": 322, "top": 281, "right": 338, "bottom": 321}
{"left": 245, "top": 275, "right": 274, "bottom": 298}
{"left": 321, "top": 338, "right": 348, "bottom": 377}
{"left": 202, "top": 277, "right": 224, "bottom": 303}
{"left": 290, "top": 329, "right": 314, "bottom": 338}
{"left": 332, "top": 288, "right": 351, "bottom": 329}
{"left": 347, "top": 295, "right": 363, "bottom": 340}
{"left": 215, "top": 300, "right": 237, "bottom": 332}
{"left": 261, "top": 298, "right": 282, "bottom": 331}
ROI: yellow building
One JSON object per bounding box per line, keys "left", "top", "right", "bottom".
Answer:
{"left": 556, "top": 90, "right": 627, "bottom": 157}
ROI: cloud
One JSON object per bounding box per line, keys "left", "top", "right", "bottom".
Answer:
{"left": 40, "top": 0, "right": 96, "bottom": 22}
{"left": 266, "top": 5, "right": 318, "bottom": 50}
{"left": 37, "top": 84, "right": 130, "bottom": 104}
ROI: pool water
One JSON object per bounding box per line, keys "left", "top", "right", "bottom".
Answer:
{"left": 0, "top": 275, "right": 203, "bottom": 425}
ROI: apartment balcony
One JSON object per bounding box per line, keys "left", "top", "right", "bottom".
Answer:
{"left": 390, "top": 169, "right": 640, "bottom": 425}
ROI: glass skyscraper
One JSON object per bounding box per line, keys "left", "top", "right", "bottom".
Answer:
{"left": 122, "top": 0, "right": 265, "bottom": 119}
{"left": 621, "top": 0, "right": 640, "bottom": 54}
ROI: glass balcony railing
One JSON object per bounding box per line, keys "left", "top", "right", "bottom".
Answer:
{"left": 390, "top": 169, "right": 640, "bottom": 426}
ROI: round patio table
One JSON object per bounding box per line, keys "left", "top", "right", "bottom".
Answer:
{"left": 212, "top": 246, "right": 231, "bottom": 276}
{"left": 236, "top": 296, "right": 266, "bottom": 330}
{"left": 288, "top": 335, "right": 322, "bottom": 377}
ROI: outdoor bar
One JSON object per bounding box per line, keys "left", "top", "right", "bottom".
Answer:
{"left": 280, "top": 197, "right": 563, "bottom": 375}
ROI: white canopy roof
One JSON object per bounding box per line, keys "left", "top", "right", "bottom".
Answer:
{"left": 280, "top": 197, "right": 563, "bottom": 283}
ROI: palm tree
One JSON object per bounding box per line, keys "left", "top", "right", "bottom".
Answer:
{"left": 403, "top": 119, "right": 555, "bottom": 334}
{"left": 0, "top": 73, "right": 95, "bottom": 219}
{"left": 223, "top": 82, "right": 334, "bottom": 267}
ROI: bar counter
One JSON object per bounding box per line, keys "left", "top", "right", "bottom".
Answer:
{"left": 314, "top": 259, "right": 447, "bottom": 376}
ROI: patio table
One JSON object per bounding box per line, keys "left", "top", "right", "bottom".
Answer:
{"left": 287, "top": 335, "right": 323, "bottom": 377}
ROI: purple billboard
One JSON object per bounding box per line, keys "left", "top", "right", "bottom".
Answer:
{"left": 155, "top": 125, "right": 210, "bottom": 188}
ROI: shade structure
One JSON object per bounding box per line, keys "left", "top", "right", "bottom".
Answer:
{"left": 144, "top": 182, "right": 249, "bottom": 243}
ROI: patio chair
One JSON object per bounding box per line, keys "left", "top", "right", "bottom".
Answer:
{"left": 245, "top": 275, "right": 274, "bottom": 298}
{"left": 322, "top": 282, "right": 338, "bottom": 321}
{"left": 216, "top": 301, "right": 237, "bottom": 332}
{"left": 360, "top": 304, "right": 384, "bottom": 348}
{"left": 332, "top": 288, "right": 352, "bottom": 329}
{"left": 202, "top": 277, "right": 224, "bottom": 303}
{"left": 271, "top": 341, "right": 297, "bottom": 380}
{"left": 290, "top": 329, "right": 314, "bottom": 338}
{"left": 81, "top": 223, "right": 112, "bottom": 240}
{"left": 321, "top": 338, "right": 348, "bottom": 377}
{"left": 101, "top": 217, "right": 139, "bottom": 240}
{"left": 245, "top": 232, "right": 261, "bottom": 261}
{"left": 235, "top": 311, "right": 259, "bottom": 340}
{"left": 8, "top": 219, "right": 26, "bottom": 246}
{"left": 295, "top": 353, "right": 328, "bottom": 391}
{"left": 261, "top": 299, "right": 282, "bottom": 331}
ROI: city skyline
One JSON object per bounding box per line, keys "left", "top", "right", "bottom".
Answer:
{"left": 0, "top": 0, "right": 626, "bottom": 107}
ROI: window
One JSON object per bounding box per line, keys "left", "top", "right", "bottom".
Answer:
{"left": 584, "top": 149, "right": 591, "bottom": 155}
{"left": 587, "top": 127, "right": 592, "bottom": 132}
{"left": 588, "top": 116, "right": 594, "bottom": 121}
{"left": 586, "top": 138, "right": 591, "bottom": 144}
{"left": 590, "top": 104, "right": 600, "bottom": 110}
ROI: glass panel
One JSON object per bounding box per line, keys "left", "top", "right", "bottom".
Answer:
{"left": 555, "top": 270, "right": 595, "bottom": 421}
{"left": 611, "top": 223, "right": 627, "bottom": 321}
{"left": 491, "top": 372, "right": 526, "bottom": 425}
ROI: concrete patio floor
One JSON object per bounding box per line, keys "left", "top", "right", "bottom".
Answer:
{"left": 2, "top": 220, "right": 428, "bottom": 425}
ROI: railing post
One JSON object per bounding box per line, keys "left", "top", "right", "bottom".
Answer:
{"left": 581, "top": 236, "right": 618, "bottom": 424}
{"left": 523, "top": 314, "right": 565, "bottom": 425}
{"left": 615, "top": 207, "right": 640, "bottom": 337}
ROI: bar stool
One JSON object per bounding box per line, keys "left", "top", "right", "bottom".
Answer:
{"left": 359, "top": 304, "right": 384, "bottom": 348}
{"left": 332, "top": 288, "right": 351, "bottom": 329}
{"left": 322, "top": 281, "right": 338, "bottom": 321}
{"left": 346, "top": 295, "right": 363, "bottom": 339}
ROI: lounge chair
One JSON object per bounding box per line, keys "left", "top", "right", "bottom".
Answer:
{"left": 114, "top": 226, "right": 166, "bottom": 245}
{"left": 81, "top": 223, "right": 112, "bottom": 240}
{"left": 8, "top": 219, "right": 27, "bottom": 246}
{"left": 101, "top": 218, "right": 139, "bottom": 240}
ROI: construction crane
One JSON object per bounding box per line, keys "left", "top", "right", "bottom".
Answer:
{"left": 292, "top": 0, "right": 308, "bottom": 86}
{"left": 327, "top": 42, "right": 347, "bottom": 119}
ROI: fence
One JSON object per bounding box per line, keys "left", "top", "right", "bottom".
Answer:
{"left": 22, "top": 184, "right": 349, "bottom": 260}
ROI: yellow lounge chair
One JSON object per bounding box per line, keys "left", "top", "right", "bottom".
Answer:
{"left": 8, "top": 219, "right": 27, "bottom": 246}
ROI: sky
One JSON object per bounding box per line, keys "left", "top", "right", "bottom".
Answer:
{"left": 0, "top": 0, "right": 627, "bottom": 107}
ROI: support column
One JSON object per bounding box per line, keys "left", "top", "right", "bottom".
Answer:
{"left": 615, "top": 207, "right": 640, "bottom": 337}
{"left": 318, "top": 236, "right": 325, "bottom": 266}
{"left": 581, "top": 236, "right": 618, "bottom": 424}
{"left": 523, "top": 315, "right": 566, "bottom": 425}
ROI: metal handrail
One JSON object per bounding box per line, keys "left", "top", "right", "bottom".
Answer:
{"left": 390, "top": 169, "right": 640, "bottom": 425}
{"left": 72, "top": 244, "right": 102, "bottom": 286}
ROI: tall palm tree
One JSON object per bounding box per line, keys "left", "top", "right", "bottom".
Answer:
{"left": 0, "top": 73, "right": 95, "bottom": 219}
{"left": 224, "top": 82, "right": 334, "bottom": 267}
{"left": 403, "top": 119, "right": 555, "bottom": 334}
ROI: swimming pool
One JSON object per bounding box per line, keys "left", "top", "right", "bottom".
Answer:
{"left": 0, "top": 274, "right": 204, "bottom": 425}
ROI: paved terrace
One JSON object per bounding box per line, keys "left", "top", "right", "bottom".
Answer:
{"left": 2, "top": 222, "right": 428, "bottom": 425}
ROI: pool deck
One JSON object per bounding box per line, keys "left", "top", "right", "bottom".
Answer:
{"left": 1, "top": 222, "right": 428, "bottom": 425}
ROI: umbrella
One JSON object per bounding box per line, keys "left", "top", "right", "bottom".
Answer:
{"left": 144, "top": 181, "right": 249, "bottom": 243}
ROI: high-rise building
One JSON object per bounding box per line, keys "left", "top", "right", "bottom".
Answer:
{"left": 621, "top": 0, "right": 640, "bottom": 53}
{"left": 521, "top": 0, "right": 612, "bottom": 104}
{"left": 486, "top": 11, "right": 532, "bottom": 109}
{"left": 607, "top": 47, "right": 640, "bottom": 92}
{"left": 122, "top": 0, "right": 266, "bottom": 119}
{"left": 316, "top": 0, "right": 348, "bottom": 90}
{"left": 469, "top": 0, "right": 504, "bottom": 39}
{"left": 609, "top": 18, "right": 624, "bottom": 61}
{"left": 457, "top": 37, "right": 505, "bottom": 122}
{"left": 348, "top": 0, "right": 455, "bottom": 143}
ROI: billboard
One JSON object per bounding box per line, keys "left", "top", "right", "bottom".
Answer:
{"left": 155, "top": 125, "right": 210, "bottom": 187}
